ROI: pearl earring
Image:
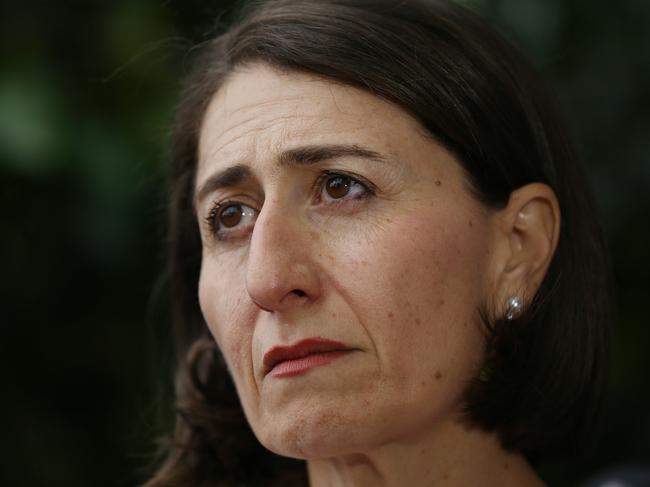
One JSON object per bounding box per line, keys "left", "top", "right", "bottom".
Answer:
{"left": 506, "top": 296, "right": 523, "bottom": 320}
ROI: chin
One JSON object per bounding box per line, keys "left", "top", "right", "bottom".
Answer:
{"left": 255, "top": 406, "right": 379, "bottom": 460}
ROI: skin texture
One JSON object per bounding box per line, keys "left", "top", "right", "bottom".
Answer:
{"left": 194, "top": 63, "right": 558, "bottom": 486}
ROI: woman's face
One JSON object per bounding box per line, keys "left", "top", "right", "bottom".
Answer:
{"left": 195, "top": 64, "right": 499, "bottom": 459}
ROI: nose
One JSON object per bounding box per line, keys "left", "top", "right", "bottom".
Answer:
{"left": 245, "top": 202, "right": 322, "bottom": 313}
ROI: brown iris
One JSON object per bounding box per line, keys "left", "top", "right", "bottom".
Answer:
{"left": 325, "top": 175, "right": 351, "bottom": 199}
{"left": 220, "top": 204, "right": 243, "bottom": 228}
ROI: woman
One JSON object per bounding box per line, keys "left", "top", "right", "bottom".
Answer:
{"left": 146, "top": 0, "right": 612, "bottom": 485}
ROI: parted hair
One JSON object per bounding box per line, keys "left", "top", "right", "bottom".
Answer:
{"left": 145, "top": 0, "right": 612, "bottom": 485}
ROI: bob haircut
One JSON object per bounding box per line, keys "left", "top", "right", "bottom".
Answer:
{"left": 147, "top": 0, "right": 612, "bottom": 485}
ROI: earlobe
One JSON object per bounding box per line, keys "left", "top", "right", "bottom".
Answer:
{"left": 493, "top": 183, "right": 561, "bottom": 311}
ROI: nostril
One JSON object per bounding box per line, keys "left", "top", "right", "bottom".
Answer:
{"left": 291, "top": 289, "right": 306, "bottom": 298}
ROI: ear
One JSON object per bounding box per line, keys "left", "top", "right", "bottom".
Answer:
{"left": 489, "top": 183, "right": 561, "bottom": 316}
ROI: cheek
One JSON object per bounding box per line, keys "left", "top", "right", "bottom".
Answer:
{"left": 332, "top": 205, "right": 488, "bottom": 380}
{"left": 198, "top": 258, "right": 252, "bottom": 375}
{"left": 341, "top": 206, "right": 486, "bottom": 307}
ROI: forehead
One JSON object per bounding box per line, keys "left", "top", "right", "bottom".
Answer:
{"left": 196, "top": 63, "right": 430, "bottom": 183}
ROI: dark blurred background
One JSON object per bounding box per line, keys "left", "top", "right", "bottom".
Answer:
{"left": 1, "top": 0, "right": 648, "bottom": 485}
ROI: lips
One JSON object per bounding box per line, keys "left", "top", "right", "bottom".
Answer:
{"left": 263, "top": 337, "right": 350, "bottom": 376}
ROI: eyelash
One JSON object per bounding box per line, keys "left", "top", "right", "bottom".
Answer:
{"left": 204, "top": 171, "right": 374, "bottom": 241}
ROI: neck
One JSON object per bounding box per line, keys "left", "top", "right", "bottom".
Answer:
{"left": 306, "top": 419, "right": 546, "bottom": 487}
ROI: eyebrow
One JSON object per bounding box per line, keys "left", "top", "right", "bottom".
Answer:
{"left": 194, "top": 143, "right": 387, "bottom": 206}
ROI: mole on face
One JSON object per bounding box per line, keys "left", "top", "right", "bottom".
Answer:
{"left": 435, "top": 180, "right": 442, "bottom": 186}
{"left": 435, "top": 371, "right": 443, "bottom": 380}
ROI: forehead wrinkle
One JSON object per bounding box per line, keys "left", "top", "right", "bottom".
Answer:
{"left": 231, "top": 93, "right": 321, "bottom": 112}
{"left": 199, "top": 70, "right": 421, "bottom": 183}
{"left": 201, "top": 112, "right": 325, "bottom": 172}
{"left": 201, "top": 74, "right": 365, "bottom": 161}
{"left": 201, "top": 87, "right": 331, "bottom": 146}
{"left": 205, "top": 91, "right": 324, "bottom": 138}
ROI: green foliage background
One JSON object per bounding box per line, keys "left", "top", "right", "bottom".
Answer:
{"left": 1, "top": 0, "right": 648, "bottom": 485}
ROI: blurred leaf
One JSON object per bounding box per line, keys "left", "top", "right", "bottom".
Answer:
{"left": 0, "top": 71, "right": 66, "bottom": 173}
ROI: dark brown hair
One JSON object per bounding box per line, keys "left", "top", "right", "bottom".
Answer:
{"left": 146, "top": 0, "right": 612, "bottom": 485}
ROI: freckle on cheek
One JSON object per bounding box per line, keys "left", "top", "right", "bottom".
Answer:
{"left": 438, "top": 299, "right": 445, "bottom": 307}
{"left": 435, "top": 371, "right": 443, "bottom": 380}
{"left": 435, "top": 180, "right": 442, "bottom": 186}
{"left": 468, "top": 220, "right": 473, "bottom": 228}
{"left": 388, "top": 311, "right": 394, "bottom": 319}
{"left": 415, "top": 317, "right": 421, "bottom": 325}
{"left": 331, "top": 312, "right": 337, "bottom": 318}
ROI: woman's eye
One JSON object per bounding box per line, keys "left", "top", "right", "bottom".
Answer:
{"left": 321, "top": 174, "right": 369, "bottom": 201}
{"left": 220, "top": 204, "right": 245, "bottom": 227}
{"left": 206, "top": 174, "right": 371, "bottom": 241}
{"left": 207, "top": 202, "right": 258, "bottom": 239}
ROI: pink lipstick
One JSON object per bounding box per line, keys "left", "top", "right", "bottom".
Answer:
{"left": 263, "top": 337, "right": 352, "bottom": 378}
